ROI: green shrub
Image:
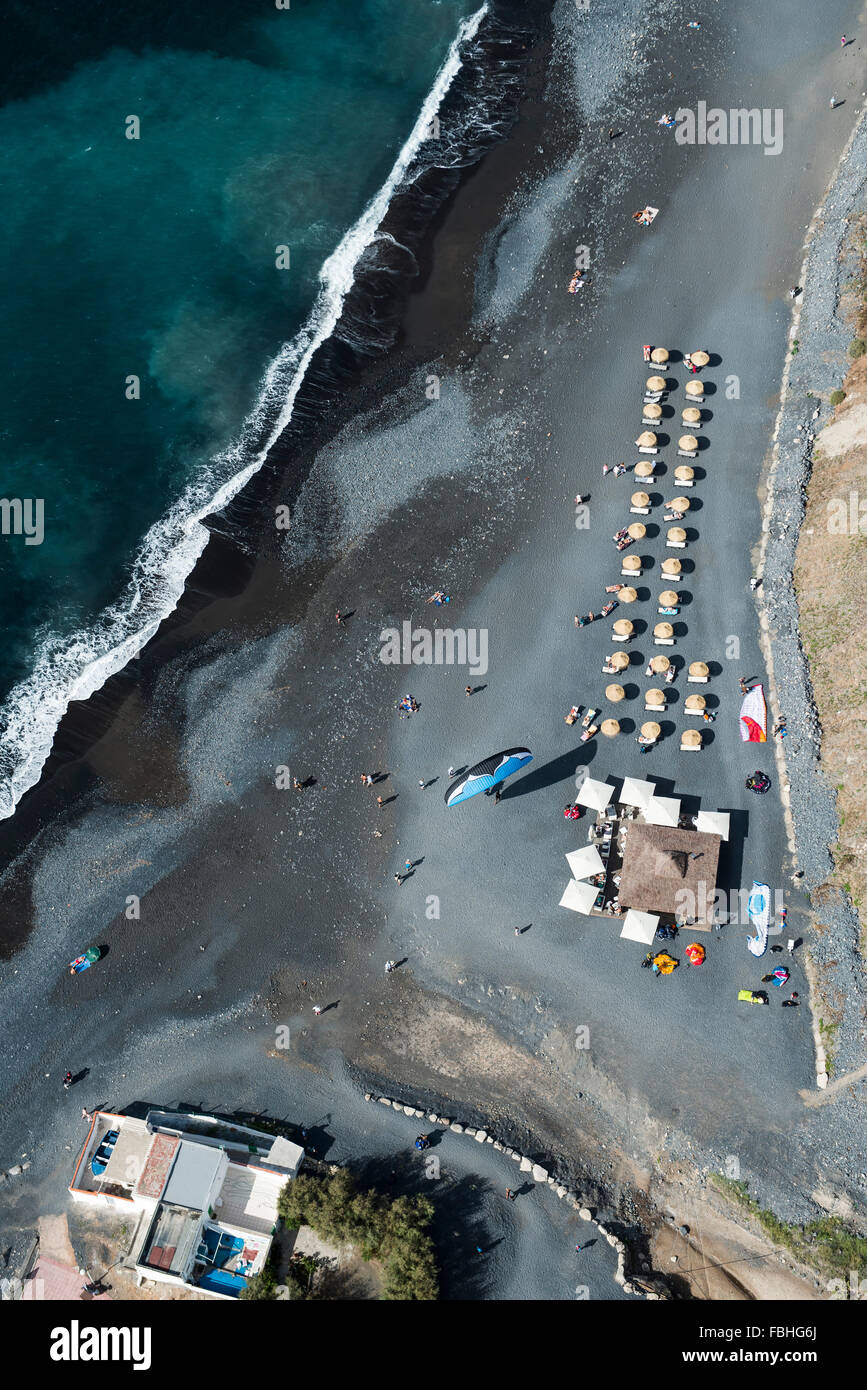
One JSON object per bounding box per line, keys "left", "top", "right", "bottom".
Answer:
{"left": 830, "top": 390, "right": 846, "bottom": 406}
{"left": 278, "top": 1169, "right": 439, "bottom": 1300}
{"left": 848, "top": 338, "right": 866, "bottom": 358}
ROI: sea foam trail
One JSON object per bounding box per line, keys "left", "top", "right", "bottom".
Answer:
{"left": 0, "top": 4, "right": 489, "bottom": 822}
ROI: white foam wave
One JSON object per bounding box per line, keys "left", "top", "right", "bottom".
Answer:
{"left": 0, "top": 4, "right": 489, "bottom": 821}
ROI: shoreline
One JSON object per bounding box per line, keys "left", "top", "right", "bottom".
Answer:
{"left": 0, "top": 0, "right": 545, "bottom": 836}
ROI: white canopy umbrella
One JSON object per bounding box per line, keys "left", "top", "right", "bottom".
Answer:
{"left": 696, "top": 810, "right": 731, "bottom": 841}
{"left": 566, "top": 844, "right": 606, "bottom": 879}
{"left": 644, "top": 795, "right": 681, "bottom": 827}
{"left": 620, "top": 909, "right": 661, "bottom": 944}
{"left": 559, "top": 878, "right": 599, "bottom": 915}
{"left": 619, "top": 776, "right": 656, "bottom": 811}
{"left": 575, "top": 777, "right": 615, "bottom": 812}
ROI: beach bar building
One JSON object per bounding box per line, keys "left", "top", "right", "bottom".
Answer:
{"left": 617, "top": 822, "right": 721, "bottom": 929}
{"left": 69, "top": 1108, "right": 304, "bottom": 1299}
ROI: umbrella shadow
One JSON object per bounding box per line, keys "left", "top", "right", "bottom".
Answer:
{"left": 501, "top": 745, "right": 597, "bottom": 800}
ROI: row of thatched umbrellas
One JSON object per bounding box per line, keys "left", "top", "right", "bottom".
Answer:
{"left": 592, "top": 353, "right": 711, "bottom": 743}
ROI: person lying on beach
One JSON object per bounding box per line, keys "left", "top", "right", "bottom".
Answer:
{"left": 605, "top": 583, "right": 622, "bottom": 593}
{"left": 601, "top": 600, "right": 617, "bottom": 616}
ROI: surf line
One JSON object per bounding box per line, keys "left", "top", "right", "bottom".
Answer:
{"left": 0, "top": 4, "right": 490, "bottom": 821}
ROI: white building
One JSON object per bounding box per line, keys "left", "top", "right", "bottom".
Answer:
{"left": 69, "top": 1109, "right": 304, "bottom": 1299}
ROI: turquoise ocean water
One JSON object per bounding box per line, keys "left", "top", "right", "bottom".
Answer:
{"left": 0, "top": 0, "right": 488, "bottom": 816}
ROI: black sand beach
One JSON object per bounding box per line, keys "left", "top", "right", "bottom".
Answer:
{"left": 2, "top": 0, "right": 866, "bottom": 1300}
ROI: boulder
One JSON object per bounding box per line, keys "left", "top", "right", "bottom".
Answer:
{"left": 493, "top": 1141, "right": 503, "bottom": 1151}
{"left": 578, "top": 1207, "right": 593, "bottom": 1221}
{"left": 392, "top": 1101, "right": 403, "bottom": 1111}
{"left": 557, "top": 1186, "right": 568, "bottom": 1198}
{"left": 532, "top": 1164, "right": 548, "bottom": 1183}
{"left": 378, "top": 1097, "right": 392, "bottom": 1105}
{"left": 465, "top": 1127, "right": 477, "bottom": 1138}
{"left": 427, "top": 1113, "right": 439, "bottom": 1123}
{"left": 403, "top": 1105, "right": 415, "bottom": 1117}
{"left": 520, "top": 1156, "right": 533, "bottom": 1173}
{"left": 364, "top": 1093, "right": 372, "bottom": 1102}
{"left": 475, "top": 1130, "right": 487, "bottom": 1143}
{"left": 451, "top": 1123, "right": 464, "bottom": 1134}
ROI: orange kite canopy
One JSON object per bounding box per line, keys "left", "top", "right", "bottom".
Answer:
{"left": 685, "top": 943, "right": 706, "bottom": 965}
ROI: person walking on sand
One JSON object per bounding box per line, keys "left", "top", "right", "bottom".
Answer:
{"left": 312, "top": 1005, "right": 322, "bottom": 1017}
{"left": 62, "top": 1071, "right": 73, "bottom": 1091}
{"left": 81, "top": 1108, "right": 91, "bottom": 1121}
{"left": 447, "top": 766, "right": 455, "bottom": 777}
{"left": 602, "top": 463, "right": 611, "bottom": 477}
{"left": 418, "top": 779, "right": 426, "bottom": 789}
{"left": 575, "top": 1241, "right": 592, "bottom": 1253}
{"left": 841, "top": 35, "right": 848, "bottom": 47}
{"left": 738, "top": 676, "right": 750, "bottom": 695}
{"left": 394, "top": 873, "right": 403, "bottom": 886}
{"left": 335, "top": 609, "right": 345, "bottom": 625}
{"left": 404, "top": 859, "right": 412, "bottom": 875}
{"left": 506, "top": 1187, "right": 515, "bottom": 1200}
{"left": 494, "top": 788, "right": 502, "bottom": 804}
{"left": 377, "top": 795, "right": 384, "bottom": 809}
{"left": 385, "top": 960, "right": 396, "bottom": 974}
{"left": 465, "top": 685, "right": 473, "bottom": 697}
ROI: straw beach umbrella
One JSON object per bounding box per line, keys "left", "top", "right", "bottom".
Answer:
{"left": 685, "top": 379, "right": 704, "bottom": 399}
{"left": 634, "top": 461, "right": 655, "bottom": 479}
{"left": 649, "top": 655, "right": 670, "bottom": 674}
{"left": 678, "top": 435, "right": 699, "bottom": 453}
{"left": 631, "top": 491, "right": 651, "bottom": 510}
{"left": 642, "top": 402, "right": 662, "bottom": 422}
{"left": 621, "top": 554, "right": 642, "bottom": 574}
{"left": 674, "top": 465, "right": 694, "bottom": 485}
{"left": 618, "top": 586, "right": 638, "bottom": 603}
{"left": 659, "top": 590, "right": 680, "bottom": 608}
{"left": 688, "top": 661, "right": 709, "bottom": 679}
{"left": 650, "top": 348, "right": 669, "bottom": 364}
{"left": 641, "top": 721, "right": 661, "bottom": 742}
{"left": 684, "top": 694, "right": 706, "bottom": 714}
{"left": 636, "top": 431, "right": 657, "bottom": 449}
{"left": 605, "top": 684, "right": 626, "bottom": 703}
{"left": 607, "top": 650, "right": 630, "bottom": 672}
{"left": 613, "top": 618, "right": 634, "bottom": 639}
{"left": 668, "top": 496, "right": 690, "bottom": 514}
{"left": 681, "top": 728, "right": 703, "bottom": 750}
{"left": 689, "top": 350, "right": 709, "bottom": 368}
{"left": 646, "top": 375, "right": 667, "bottom": 393}
{"left": 627, "top": 522, "right": 646, "bottom": 541}
{"left": 601, "top": 718, "right": 621, "bottom": 738}
{"left": 645, "top": 688, "right": 666, "bottom": 707}
{"left": 653, "top": 622, "right": 674, "bottom": 641}
{"left": 666, "top": 526, "right": 687, "bottom": 545}
{"left": 661, "top": 557, "right": 682, "bottom": 577}
{"left": 681, "top": 407, "right": 702, "bottom": 426}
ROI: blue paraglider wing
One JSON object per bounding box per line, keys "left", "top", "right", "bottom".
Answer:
{"left": 445, "top": 748, "right": 532, "bottom": 807}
